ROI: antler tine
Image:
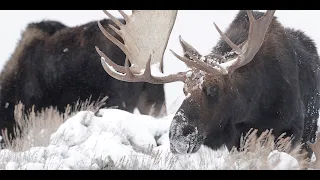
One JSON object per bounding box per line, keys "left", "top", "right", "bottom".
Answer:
{"left": 170, "top": 49, "right": 208, "bottom": 71}
{"left": 213, "top": 22, "right": 242, "bottom": 55}
{"left": 171, "top": 36, "right": 228, "bottom": 74}
{"left": 178, "top": 35, "right": 224, "bottom": 66}
{"left": 102, "top": 10, "right": 124, "bottom": 28}
{"left": 100, "top": 53, "right": 188, "bottom": 84}
{"left": 240, "top": 10, "right": 276, "bottom": 66}
{"left": 178, "top": 35, "right": 202, "bottom": 58}
{"left": 213, "top": 10, "right": 276, "bottom": 73}
{"left": 186, "top": 51, "right": 228, "bottom": 74}
{"left": 95, "top": 46, "right": 125, "bottom": 72}
{"left": 118, "top": 10, "right": 130, "bottom": 22}
{"left": 97, "top": 21, "right": 128, "bottom": 56}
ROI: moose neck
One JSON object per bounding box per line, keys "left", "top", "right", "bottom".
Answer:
{"left": 228, "top": 66, "right": 268, "bottom": 121}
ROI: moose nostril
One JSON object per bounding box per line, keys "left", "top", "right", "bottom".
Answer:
{"left": 182, "top": 125, "right": 196, "bottom": 136}
{"left": 169, "top": 123, "right": 203, "bottom": 154}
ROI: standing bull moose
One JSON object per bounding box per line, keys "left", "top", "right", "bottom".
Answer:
{"left": 0, "top": 17, "right": 166, "bottom": 142}
{"left": 96, "top": 10, "right": 320, "bottom": 159}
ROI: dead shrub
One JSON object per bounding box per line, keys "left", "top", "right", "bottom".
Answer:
{"left": 2, "top": 95, "right": 108, "bottom": 152}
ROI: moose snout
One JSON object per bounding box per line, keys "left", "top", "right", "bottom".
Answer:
{"left": 169, "top": 117, "right": 203, "bottom": 154}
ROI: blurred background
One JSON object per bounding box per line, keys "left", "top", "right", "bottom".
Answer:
{"left": 1, "top": 10, "right": 319, "bottom": 114}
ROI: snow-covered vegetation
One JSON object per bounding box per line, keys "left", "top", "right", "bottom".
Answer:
{"left": 0, "top": 97, "right": 315, "bottom": 170}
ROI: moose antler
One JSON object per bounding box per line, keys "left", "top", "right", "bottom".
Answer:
{"left": 171, "top": 10, "right": 276, "bottom": 75}
{"left": 96, "top": 10, "right": 275, "bottom": 84}
{"left": 95, "top": 10, "right": 190, "bottom": 84}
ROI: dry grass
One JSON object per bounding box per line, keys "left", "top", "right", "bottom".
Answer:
{"left": 2, "top": 95, "right": 108, "bottom": 152}
{"left": 226, "top": 129, "right": 309, "bottom": 170}
{"left": 146, "top": 102, "right": 168, "bottom": 118}
{"left": 0, "top": 96, "right": 313, "bottom": 170}
{"left": 102, "top": 129, "right": 311, "bottom": 170}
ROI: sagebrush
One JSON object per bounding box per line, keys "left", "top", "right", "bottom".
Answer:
{"left": 2, "top": 95, "right": 108, "bottom": 152}
{"left": 0, "top": 95, "right": 314, "bottom": 170}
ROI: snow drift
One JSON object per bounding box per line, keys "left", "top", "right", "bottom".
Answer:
{"left": 0, "top": 108, "right": 309, "bottom": 170}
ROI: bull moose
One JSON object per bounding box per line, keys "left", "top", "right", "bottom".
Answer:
{"left": 95, "top": 10, "right": 320, "bottom": 160}
{"left": 0, "top": 17, "right": 166, "bottom": 142}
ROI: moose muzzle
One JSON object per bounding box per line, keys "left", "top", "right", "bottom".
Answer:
{"left": 169, "top": 111, "right": 203, "bottom": 154}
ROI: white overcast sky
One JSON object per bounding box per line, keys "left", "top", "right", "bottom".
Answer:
{"left": 1, "top": 10, "right": 320, "bottom": 113}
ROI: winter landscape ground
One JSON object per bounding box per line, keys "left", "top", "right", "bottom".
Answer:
{"left": 0, "top": 10, "right": 320, "bottom": 170}
{"left": 0, "top": 97, "right": 315, "bottom": 170}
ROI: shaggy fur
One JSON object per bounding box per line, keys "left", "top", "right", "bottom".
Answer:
{"left": 169, "top": 11, "right": 320, "bottom": 158}
{"left": 0, "top": 19, "right": 166, "bottom": 142}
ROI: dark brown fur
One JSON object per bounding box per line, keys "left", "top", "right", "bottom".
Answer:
{"left": 169, "top": 11, "right": 320, "bottom": 158}
{"left": 0, "top": 19, "right": 166, "bottom": 143}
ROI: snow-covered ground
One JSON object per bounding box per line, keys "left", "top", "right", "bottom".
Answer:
{"left": 0, "top": 109, "right": 305, "bottom": 170}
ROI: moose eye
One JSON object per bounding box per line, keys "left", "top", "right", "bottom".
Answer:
{"left": 204, "top": 86, "right": 218, "bottom": 97}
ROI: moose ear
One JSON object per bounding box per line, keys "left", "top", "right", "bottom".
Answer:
{"left": 178, "top": 35, "right": 202, "bottom": 60}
